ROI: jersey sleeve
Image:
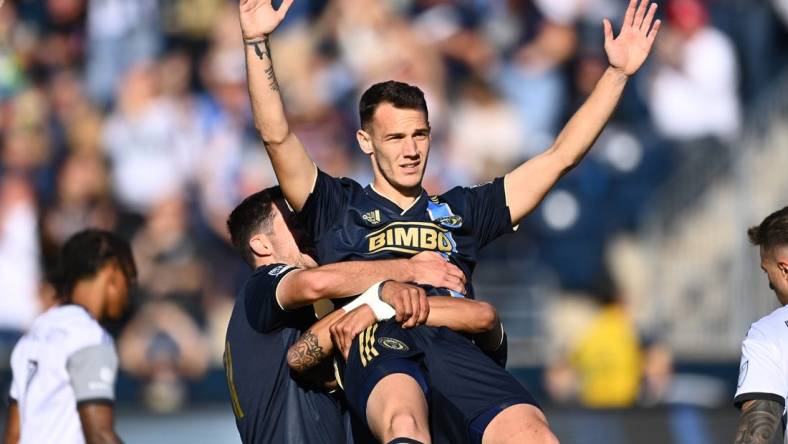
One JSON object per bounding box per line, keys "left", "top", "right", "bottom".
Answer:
{"left": 734, "top": 324, "right": 787, "bottom": 408}
{"left": 244, "top": 264, "right": 302, "bottom": 333}
{"left": 298, "top": 169, "right": 350, "bottom": 241}
{"left": 9, "top": 372, "right": 19, "bottom": 403}
{"left": 66, "top": 343, "right": 118, "bottom": 405}
{"left": 463, "top": 177, "right": 514, "bottom": 248}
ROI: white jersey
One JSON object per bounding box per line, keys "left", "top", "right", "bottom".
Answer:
{"left": 735, "top": 304, "right": 788, "bottom": 443}
{"left": 9, "top": 305, "right": 118, "bottom": 444}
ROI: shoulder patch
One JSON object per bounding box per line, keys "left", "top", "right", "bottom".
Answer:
{"left": 268, "top": 265, "right": 293, "bottom": 276}
{"left": 434, "top": 215, "right": 463, "bottom": 229}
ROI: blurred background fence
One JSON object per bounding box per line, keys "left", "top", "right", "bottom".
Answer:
{"left": 2, "top": 0, "right": 788, "bottom": 442}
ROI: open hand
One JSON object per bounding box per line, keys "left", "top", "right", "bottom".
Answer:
{"left": 239, "top": 0, "right": 294, "bottom": 40}
{"left": 603, "top": 0, "right": 661, "bottom": 77}
{"left": 408, "top": 251, "right": 466, "bottom": 295}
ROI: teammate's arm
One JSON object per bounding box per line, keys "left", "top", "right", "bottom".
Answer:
{"left": 421, "top": 296, "right": 498, "bottom": 334}
{"left": 239, "top": 0, "right": 316, "bottom": 211}
{"left": 78, "top": 403, "right": 123, "bottom": 444}
{"left": 2, "top": 401, "right": 19, "bottom": 444}
{"left": 503, "top": 0, "right": 661, "bottom": 225}
{"left": 276, "top": 251, "right": 466, "bottom": 309}
{"left": 287, "top": 283, "right": 501, "bottom": 372}
{"left": 733, "top": 399, "right": 783, "bottom": 444}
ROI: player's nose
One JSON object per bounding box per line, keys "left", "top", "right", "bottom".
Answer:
{"left": 402, "top": 137, "right": 419, "bottom": 157}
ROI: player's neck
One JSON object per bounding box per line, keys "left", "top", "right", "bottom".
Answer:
{"left": 70, "top": 280, "right": 104, "bottom": 320}
{"left": 370, "top": 178, "right": 422, "bottom": 211}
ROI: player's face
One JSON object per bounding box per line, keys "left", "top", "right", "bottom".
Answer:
{"left": 759, "top": 247, "right": 788, "bottom": 305}
{"left": 269, "top": 206, "right": 318, "bottom": 269}
{"left": 103, "top": 263, "right": 132, "bottom": 320}
{"left": 362, "top": 103, "right": 430, "bottom": 195}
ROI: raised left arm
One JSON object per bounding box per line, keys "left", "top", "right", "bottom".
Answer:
{"left": 504, "top": 0, "right": 660, "bottom": 225}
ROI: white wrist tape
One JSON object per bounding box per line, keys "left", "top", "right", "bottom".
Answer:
{"left": 342, "top": 281, "right": 396, "bottom": 321}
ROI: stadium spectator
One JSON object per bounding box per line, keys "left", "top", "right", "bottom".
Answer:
{"left": 648, "top": 0, "right": 741, "bottom": 143}
{"left": 102, "top": 63, "right": 196, "bottom": 218}
{"left": 545, "top": 275, "right": 642, "bottom": 408}
{"left": 85, "top": 0, "right": 160, "bottom": 105}
{"left": 0, "top": 174, "right": 41, "bottom": 370}
{"left": 447, "top": 76, "right": 526, "bottom": 183}
{"left": 41, "top": 153, "right": 117, "bottom": 256}
{"left": 118, "top": 194, "right": 210, "bottom": 411}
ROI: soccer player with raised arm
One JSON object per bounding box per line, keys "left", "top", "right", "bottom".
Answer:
{"left": 239, "top": 0, "right": 660, "bottom": 442}
{"left": 4, "top": 230, "right": 137, "bottom": 444}
{"left": 734, "top": 207, "right": 788, "bottom": 444}
{"left": 223, "top": 186, "right": 505, "bottom": 444}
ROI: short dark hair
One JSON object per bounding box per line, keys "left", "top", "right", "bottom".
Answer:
{"left": 51, "top": 230, "right": 137, "bottom": 301}
{"left": 748, "top": 206, "right": 788, "bottom": 252}
{"left": 359, "top": 80, "right": 429, "bottom": 130}
{"left": 227, "top": 186, "right": 284, "bottom": 267}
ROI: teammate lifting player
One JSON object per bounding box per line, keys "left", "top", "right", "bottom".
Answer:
{"left": 239, "top": 0, "right": 661, "bottom": 442}
{"left": 223, "top": 186, "right": 506, "bottom": 444}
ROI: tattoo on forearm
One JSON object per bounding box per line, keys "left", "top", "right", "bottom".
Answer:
{"left": 244, "top": 36, "right": 280, "bottom": 91}
{"left": 287, "top": 331, "right": 326, "bottom": 372}
{"left": 264, "top": 66, "right": 280, "bottom": 92}
{"left": 734, "top": 399, "right": 783, "bottom": 444}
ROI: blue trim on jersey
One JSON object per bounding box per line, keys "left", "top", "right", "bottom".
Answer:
{"left": 426, "top": 200, "right": 464, "bottom": 298}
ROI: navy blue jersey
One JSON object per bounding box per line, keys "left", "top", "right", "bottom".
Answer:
{"left": 299, "top": 170, "right": 513, "bottom": 299}
{"left": 223, "top": 264, "right": 351, "bottom": 444}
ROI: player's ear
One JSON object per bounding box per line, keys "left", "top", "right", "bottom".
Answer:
{"left": 776, "top": 248, "right": 788, "bottom": 277}
{"left": 356, "top": 129, "right": 374, "bottom": 156}
{"left": 249, "top": 233, "right": 273, "bottom": 259}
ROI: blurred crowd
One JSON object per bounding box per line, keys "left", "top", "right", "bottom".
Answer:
{"left": 1, "top": 0, "right": 787, "bottom": 411}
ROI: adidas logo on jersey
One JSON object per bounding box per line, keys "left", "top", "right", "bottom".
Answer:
{"left": 362, "top": 210, "right": 381, "bottom": 225}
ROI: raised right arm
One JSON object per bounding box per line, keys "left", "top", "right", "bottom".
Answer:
{"left": 240, "top": 0, "right": 316, "bottom": 211}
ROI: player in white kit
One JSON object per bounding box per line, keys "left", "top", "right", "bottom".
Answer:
{"left": 734, "top": 206, "right": 788, "bottom": 444}
{"left": 3, "top": 230, "right": 136, "bottom": 444}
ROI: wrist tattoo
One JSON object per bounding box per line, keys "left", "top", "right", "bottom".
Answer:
{"left": 244, "top": 36, "right": 270, "bottom": 60}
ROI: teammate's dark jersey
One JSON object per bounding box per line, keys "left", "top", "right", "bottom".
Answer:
{"left": 299, "top": 170, "right": 513, "bottom": 299}
{"left": 223, "top": 263, "right": 351, "bottom": 444}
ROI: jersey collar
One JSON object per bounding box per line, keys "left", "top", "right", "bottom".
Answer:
{"left": 366, "top": 183, "right": 428, "bottom": 216}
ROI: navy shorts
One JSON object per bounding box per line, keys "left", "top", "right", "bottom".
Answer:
{"left": 337, "top": 319, "right": 540, "bottom": 444}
